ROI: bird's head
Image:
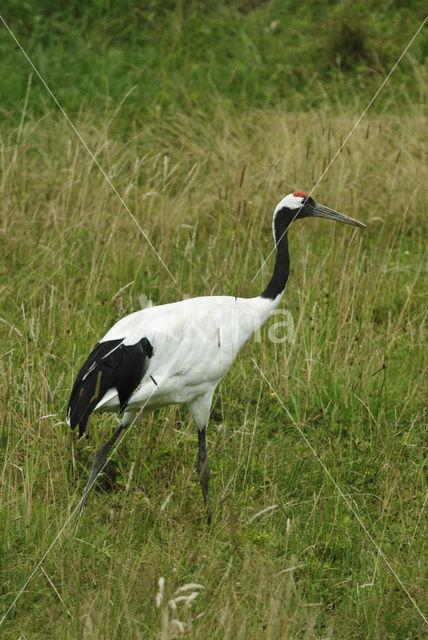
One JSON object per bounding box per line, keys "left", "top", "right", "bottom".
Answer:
{"left": 273, "top": 192, "right": 366, "bottom": 236}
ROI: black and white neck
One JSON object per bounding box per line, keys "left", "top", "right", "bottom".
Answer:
{"left": 260, "top": 194, "right": 302, "bottom": 300}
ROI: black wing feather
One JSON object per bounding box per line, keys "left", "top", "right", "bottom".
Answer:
{"left": 67, "top": 337, "right": 153, "bottom": 437}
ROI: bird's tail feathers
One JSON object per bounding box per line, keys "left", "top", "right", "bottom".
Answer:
{"left": 67, "top": 337, "right": 153, "bottom": 437}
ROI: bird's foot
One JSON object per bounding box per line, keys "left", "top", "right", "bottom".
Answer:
{"left": 206, "top": 505, "right": 212, "bottom": 526}
{"left": 197, "top": 463, "right": 211, "bottom": 526}
{"left": 76, "top": 448, "right": 107, "bottom": 522}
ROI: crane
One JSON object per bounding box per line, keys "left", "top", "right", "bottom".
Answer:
{"left": 67, "top": 192, "right": 366, "bottom": 522}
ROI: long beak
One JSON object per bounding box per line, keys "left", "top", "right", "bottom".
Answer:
{"left": 313, "top": 203, "right": 366, "bottom": 228}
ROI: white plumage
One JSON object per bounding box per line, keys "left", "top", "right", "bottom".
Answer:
{"left": 95, "top": 294, "right": 280, "bottom": 422}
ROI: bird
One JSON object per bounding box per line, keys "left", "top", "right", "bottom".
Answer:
{"left": 67, "top": 192, "right": 366, "bottom": 522}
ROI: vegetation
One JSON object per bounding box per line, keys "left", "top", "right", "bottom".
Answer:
{"left": 1, "top": 0, "right": 427, "bottom": 121}
{"left": 0, "top": 2, "right": 427, "bottom": 638}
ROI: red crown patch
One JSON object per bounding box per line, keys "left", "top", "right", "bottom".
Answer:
{"left": 292, "top": 192, "right": 309, "bottom": 198}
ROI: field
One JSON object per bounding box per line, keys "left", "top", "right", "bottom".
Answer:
{"left": 0, "top": 2, "right": 427, "bottom": 639}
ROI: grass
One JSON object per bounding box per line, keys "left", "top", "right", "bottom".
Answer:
{"left": 0, "top": 1, "right": 427, "bottom": 636}
{"left": 0, "top": 98, "right": 426, "bottom": 638}
{"left": 1, "top": 0, "right": 427, "bottom": 121}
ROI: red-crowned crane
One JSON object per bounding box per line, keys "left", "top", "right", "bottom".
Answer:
{"left": 67, "top": 192, "right": 366, "bottom": 522}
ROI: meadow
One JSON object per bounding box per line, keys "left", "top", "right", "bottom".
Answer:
{"left": 0, "top": 2, "right": 427, "bottom": 639}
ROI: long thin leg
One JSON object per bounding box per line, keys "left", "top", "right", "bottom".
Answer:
{"left": 77, "top": 420, "right": 127, "bottom": 520}
{"left": 197, "top": 426, "right": 211, "bottom": 525}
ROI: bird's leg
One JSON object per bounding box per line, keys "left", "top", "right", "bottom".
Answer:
{"left": 197, "top": 426, "right": 211, "bottom": 525}
{"left": 77, "top": 421, "right": 126, "bottom": 520}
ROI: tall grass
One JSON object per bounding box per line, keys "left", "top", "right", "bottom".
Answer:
{"left": 0, "top": 101, "right": 426, "bottom": 638}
